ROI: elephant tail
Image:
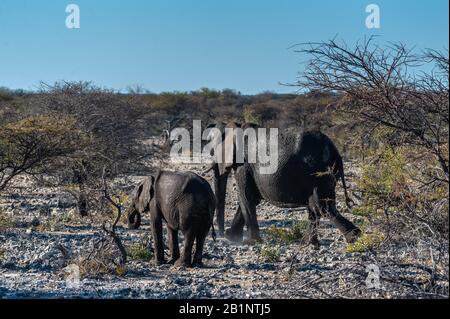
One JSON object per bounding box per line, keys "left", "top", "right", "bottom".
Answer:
{"left": 337, "top": 158, "right": 354, "bottom": 209}
{"left": 209, "top": 191, "right": 217, "bottom": 242}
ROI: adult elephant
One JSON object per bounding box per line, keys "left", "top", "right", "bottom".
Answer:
{"left": 207, "top": 121, "right": 361, "bottom": 247}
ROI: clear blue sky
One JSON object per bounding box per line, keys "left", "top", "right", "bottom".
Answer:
{"left": 0, "top": 0, "right": 448, "bottom": 94}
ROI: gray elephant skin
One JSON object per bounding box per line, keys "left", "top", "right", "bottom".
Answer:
{"left": 208, "top": 121, "right": 361, "bottom": 246}
{"left": 127, "top": 170, "right": 216, "bottom": 267}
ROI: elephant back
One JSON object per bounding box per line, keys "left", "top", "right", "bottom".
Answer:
{"left": 182, "top": 173, "right": 216, "bottom": 214}
{"left": 292, "top": 130, "right": 338, "bottom": 172}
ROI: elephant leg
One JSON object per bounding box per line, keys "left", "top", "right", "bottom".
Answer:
{"left": 302, "top": 207, "right": 320, "bottom": 248}
{"left": 327, "top": 205, "right": 361, "bottom": 243}
{"left": 167, "top": 226, "right": 180, "bottom": 264}
{"left": 150, "top": 201, "right": 165, "bottom": 265}
{"left": 227, "top": 166, "right": 262, "bottom": 244}
{"left": 175, "top": 229, "right": 195, "bottom": 268}
{"left": 214, "top": 168, "right": 228, "bottom": 236}
{"left": 192, "top": 230, "right": 208, "bottom": 267}
{"left": 236, "top": 192, "right": 261, "bottom": 244}
{"left": 77, "top": 191, "right": 88, "bottom": 217}
{"left": 315, "top": 184, "right": 361, "bottom": 243}
{"left": 303, "top": 193, "right": 321, "bottom": 248}
{"left": 238, "top": 198, "right": 261, "bottom": 244}
{"left": 225, "top": 206, "right": 245, "bottom": 242}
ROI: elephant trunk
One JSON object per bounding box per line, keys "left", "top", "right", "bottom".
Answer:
{"left": 213, "top": 163, "right": 228, "bottom": 235}
{"left": 127, "top": 206, "right": 141, "bottom": 230}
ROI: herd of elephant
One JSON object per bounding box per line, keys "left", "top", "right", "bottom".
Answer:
{"left": 126, "top": 122, "right": 362, "bottom": 268}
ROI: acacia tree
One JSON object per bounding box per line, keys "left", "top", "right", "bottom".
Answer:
{"left": 295, "top": 38, "right": 449, "bottom": 246}
{"left": 0, "top": 115, "right": 86, "bottom": 192}
{"left": 295, "top": 38, "right": 449, "bottom": 183}
{"left": 32, "top": 82, "right": 152, "bottom": 216}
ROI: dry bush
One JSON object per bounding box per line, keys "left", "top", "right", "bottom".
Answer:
{"left": 23, "top": 82, "right": 153, "bottom": 216}
{"left": 266, "top": 221, "right": 309, "bottom": 244}
{"left": 296, "top": 37, "right": 448, "bottom": 181}
{"left": 70, "top": 237, "right": 127, "bottom": 278}
{"left": 0, "top": 208, "right": 14, "bottom": 232}
{"left": 294, "top": 38, "right": 449, "bottom": 295}
{"left": 0, "top": 88, "right": 14, "bottom": 102}
{"left": 0, "top": 114, "right": 86, "bottom": 192}
{"left": 354, "top": 143, "right": 449, "bottom": 243}
{"left": 260, "top": 246, "right": 281, "bottom": 263}
{"left": 64, "top": 174, "right": 129, "bottom": 278}
{"left": 127, "top": 242, "right": 152, "bottom": 262}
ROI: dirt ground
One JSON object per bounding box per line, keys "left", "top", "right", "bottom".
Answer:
{"left": 0, "top": 140, "right": 448, "bottom": 299}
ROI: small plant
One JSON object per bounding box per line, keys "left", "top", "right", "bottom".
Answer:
{"left": 115, "top": 264, "right": 127, "bottom": 277}
{"left": 126, "top": 243, "right": 152, "bottom": 262}
{"left": 37, "top": 209, "right": 83, "bottom": 232}
{"left": 266, "top": 220, "right": 308, "bottom": 244}
{"left": 76, "top": 257, "right": 111, "bottom": 278}
{"left": 71, "top": 243, "right": 128, "bottom": 278}
{"left": 345, "top": 232, "right": 385, "bottom": 253}
{"left": 358, "top": 146, "right": 408, "bottom": 203}
{"left": 110, "top": 191, "right": 131, "bottom": 225}
{"left": 36, "top": 217, "right": 60, "bottom": 232}
{"left": 59, "top": 210, "right": 83, "bottom": 224}
{"left": 0, "top": 209, "right": 14, "bottom": 232}
{"left": 260, "top": 246, "right": 281, "bottom": 263}
{"left": 351, "top": 205, "right": 375, "bottom": 218}
{"left": 291, "top": 221, "right": 308, "bottom": 240}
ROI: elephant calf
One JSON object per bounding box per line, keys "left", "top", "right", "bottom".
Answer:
{"left": 126, "top": 170, "right": 216, "bottom": 268}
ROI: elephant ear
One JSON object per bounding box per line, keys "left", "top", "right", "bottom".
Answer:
{"left": 218, "top": 122, "right": 240, "bottom": 175}
{"left": 136, "top": 176, "right": 155, "bottom": 212}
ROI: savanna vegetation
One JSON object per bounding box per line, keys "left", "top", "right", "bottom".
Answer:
{"left": 0, "top": 39, "right": 448, "bottom": 297}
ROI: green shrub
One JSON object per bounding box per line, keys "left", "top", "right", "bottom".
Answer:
{"left": 0, "top": 88, "right": 13, "bottom": 101}
{"left": 355, "top": 143, "right": 449, "bottom": 241}
{"left": 345, "top": 232, "right": 385, "bottom": 253}
{"left": 0, "top": 209, "right": 14, "bottom": 232}
{"left": 266, "top": 220, "right": 308, "bottom": 244}
{"left": 37, "top": 210, "right": 83, "bottom": 232}
{"left": 358, "top": 146, "right": 408, "bottom": 201}
{"left": 198, "top": 87, "right": 221, "bottom": 99}
{"left": 260, "top": 246, "right": 280, "bottom": 263}
{"left": 127, "top": 243, "right": 152, "bottom": 261}
{"left": 0, "top": 115, "right": 88, "bottom": 191}
{"left": 351, "top": 205, "right": 375, "bottom": 218}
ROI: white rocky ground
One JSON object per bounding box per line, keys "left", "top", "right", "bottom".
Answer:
{"left": 0, "top": 144, "right": 448, "bottom": 299}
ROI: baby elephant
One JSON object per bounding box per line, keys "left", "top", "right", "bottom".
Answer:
{"left": 126, "top": 170, "right": 216, "bottom": 268}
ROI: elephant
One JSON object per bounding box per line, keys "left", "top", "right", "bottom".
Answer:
{"left": 126, "top": 170, "right": 216, "bottom": 267}
{"left": 206, "top": 121, "right": 361, "bottom": 247}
